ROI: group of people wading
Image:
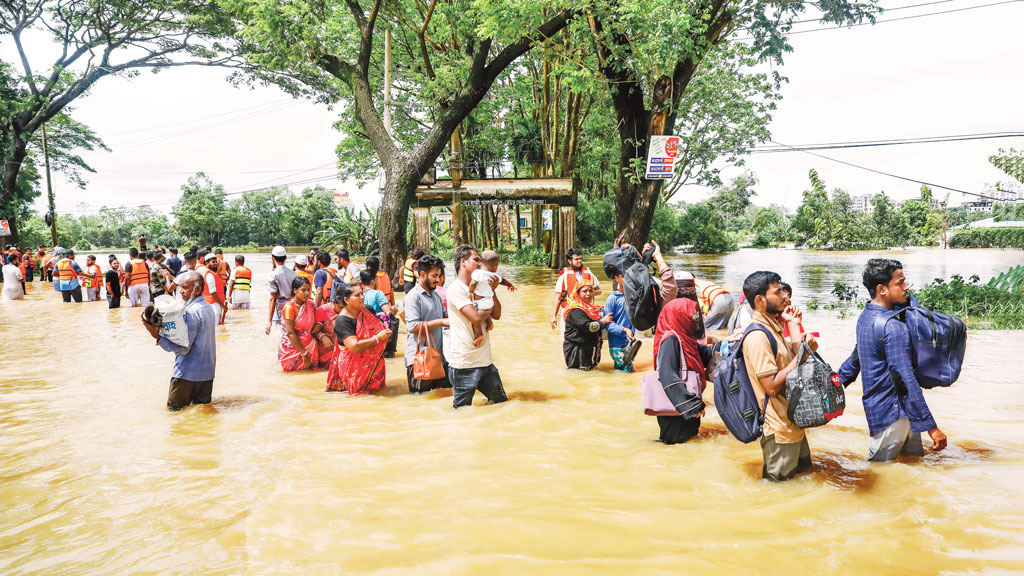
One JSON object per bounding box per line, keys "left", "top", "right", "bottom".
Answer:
{"left": 5, "top": 239, "right": 950, "bottom": 482}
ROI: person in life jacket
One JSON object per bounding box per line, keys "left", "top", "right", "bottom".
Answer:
{"left": 334, "top": 248, "right": 361, "bottom": 284}
{"left": 692, "top": 277, "right": 735, "bottom": 331}
{"left": 550, "top": 248, "right": 600, "bottom": 330}
{"left": 82, "top": 255, "right": 104, "bottom": 301}
{"left": 364, "top": 255, "right": 394, "bottom": 306}
{"left": 228, "top": 254, "right": 253, "bottom": 309}
{"left": 22, "top": 247, "right": 36, "bottom": 283}
{"left": 312, "top": 250, "right": 338, "bottom": 307}
{"left": 294, "top": 254, "right": 315, "bottom": 285}
{"left": 402, "top": 248, "right": 425, "bottom": 293}
{"left": 214, "top": 248, "right": 230, "bottom": 283}
{"left": 124, "top": 247, "right": 151, "bottom": 307}
{"left": 56, "top": 248, "right": 84, "bottom": 303}
{"left": 200, "top": 252, "right": 227, "bottom": 324}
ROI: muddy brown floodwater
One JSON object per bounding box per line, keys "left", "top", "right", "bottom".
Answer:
{"left": 1, "top": 247, "right": 1023, "bottom": 574}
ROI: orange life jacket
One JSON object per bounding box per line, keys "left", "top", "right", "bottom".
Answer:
{"left": 84, "top": 264, "right": 102, "bottom": 288}
{"left": 559, "top": 267, "right": 597, "bottom": 307}
{"left": 375, "top": 270, "right": 394, "bottom": 305}
{"left": 202, "top": 267, "right": 226, "bottom": 304}
{"left": 128, "top": 258, "right": 149, "bottom": 286}
{"left": 232, "top": 265, "right": 252, "bottom": 291}
{"left": 321, "top": 266, "right": 339, "bottom": 297}
{"left": 296, "top": 268, "right": 314, "bottom": 284}
{"left": 695, "top": 279, "right": 728, "bottom": 315}
{"left": 57, "top": 259, "right": 78, "bottom": 281}
{"left": 216, "top": 257, "right": 230, "bottom": 282}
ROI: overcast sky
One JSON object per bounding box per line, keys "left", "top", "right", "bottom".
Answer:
{"left": 6, "top": 0, "right": 1023, "bottom": 218}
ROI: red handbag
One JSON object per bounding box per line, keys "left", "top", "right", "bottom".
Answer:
{"left": 413, "top": 323, "right": 446, "bottom": 380}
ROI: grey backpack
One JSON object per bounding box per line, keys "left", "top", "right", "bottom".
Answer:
{"left": 785, "top": 341, "right": 846, "bottom": 429}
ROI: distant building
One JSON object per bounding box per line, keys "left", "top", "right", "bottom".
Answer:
{"left": 982, "top": 183, "right": 1022, "bottom": 203}
{"left": 851, "top": 194, "right": 873, "bottom": 213}
{"left": 964, "top": 201, "right": 994, "bottom": 213}
{"left": 333, "top": 191, "right": 354, "bottom": 210}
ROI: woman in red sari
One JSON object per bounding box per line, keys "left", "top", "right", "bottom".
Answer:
{"left": 279, "top": 276, "right": 320, "bottom": 371}
{"left": 327, "top": 281, "right": 393, "bottom": 394}
{"left": 314, "top": 290, "right": 345, "bottom": 370}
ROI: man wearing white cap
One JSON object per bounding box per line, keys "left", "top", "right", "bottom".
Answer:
{"left": 265, "top": 246, "right": 298, "bottom": 336}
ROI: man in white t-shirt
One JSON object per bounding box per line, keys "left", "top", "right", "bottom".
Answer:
{"left": 446, "top": 244, "right": 508, "bottom": 409}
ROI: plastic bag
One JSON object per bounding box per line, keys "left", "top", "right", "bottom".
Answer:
{"left": 154, "top": 294, "right": 189, "bottom": 347}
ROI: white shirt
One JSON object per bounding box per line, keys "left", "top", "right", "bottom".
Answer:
{"left": 2, "top": 264, "right": 24, "bottom": 300}
{"left": 470, "top": 269, "right": 501, "bottom": 298}
{"left": 446, "top": 279, "right": 493, "bottom": 369}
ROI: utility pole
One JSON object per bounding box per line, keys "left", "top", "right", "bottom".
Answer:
{"left": 42, "top": 124, "right": 58, "bottom": 247}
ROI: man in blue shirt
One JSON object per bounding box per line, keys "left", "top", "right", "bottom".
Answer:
{"left": 838, "top": 259, "right": 947, "bottom": 461}
{"left": 143, "top": 271, "right": 217, "bottom": 411}
{"left": 165, "top": 247, "right": 183, "bottom": 276}
{"left": 54, "top": 249, "right": 84, "bottom": 303}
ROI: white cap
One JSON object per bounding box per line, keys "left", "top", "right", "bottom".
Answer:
{"left": 205, "top": 252, "right": 218, "bottom": 262}
{"left": 673, "top": 270, "right": 695, "bottom": 282}
{"left": 271, "top": 246, "right": 287, "bottom": 258}
{"left": 295, "top": 254, "right": 309, "bottom": 266}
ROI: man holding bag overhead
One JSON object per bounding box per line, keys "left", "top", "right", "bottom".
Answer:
{"left": 404, "top": 254, "right": 450, "bottom": 393}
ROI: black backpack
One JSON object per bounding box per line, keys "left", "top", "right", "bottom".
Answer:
{"left": 622, "top": 261, "right": 661, "bottom": 331}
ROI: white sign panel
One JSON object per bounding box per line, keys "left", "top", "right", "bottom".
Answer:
{"left": 645, "top": 135, "right": 682, "bottom": 180}
{"left": 542, "top": 209, "right": 553, "bottom": 231}
{"left": 0, "top": 220, "right": 10, "bottom": 236}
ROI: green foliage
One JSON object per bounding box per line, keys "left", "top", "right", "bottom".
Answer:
{"left": 511, "top": 246, "right": 550, "bottom": 267}
{"left": 315, "top": 207, "right": 380, "bottom": 258}
{"left": 676, "top": 202, "right": 738, "bottom": 253}
{"left": 173, "top": 172, "right": 228, "bottom": 246}
{"left": 917, "top": 273, "right": 1024, "bottom": 329}
{"left": 949, "top": 227, "right": 1024, "bottom": 249}
{"left": 831, "top": 281, "right": 859, "bottom": 303}
{"left": 989, "top": 148, "right": 1024, "bottom": 184}
{"left": 576, "top": 197, "right": 617, "bottom": 251}
{"left": 989, "top": 265, "right": 1024, "bottom": 294}
{"left": 750, "top": 205, "right": 794, "bottom": 247}
{"left": 993, "top": 202, "right": 1024, "bottom": 223}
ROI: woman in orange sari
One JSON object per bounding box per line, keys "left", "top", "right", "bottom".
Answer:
{"left": 314, "top": 289, "right": 344, "bottom": 370}
{"left": 279, "top": 276, "right": 319, "bottom": 371}
{"left": 327, "top": 281, "right": 393, "bottom": 394}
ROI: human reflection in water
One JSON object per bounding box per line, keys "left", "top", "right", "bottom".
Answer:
{"left": 652, "top": 297, "right": 714, "bottom": 444}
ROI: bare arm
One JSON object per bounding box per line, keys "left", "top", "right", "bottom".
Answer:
{"left": 459, "top": 303, "right": 493, "bottom": 324}
{"left": 342, "top": 330, "right": 390, "bottom": 353}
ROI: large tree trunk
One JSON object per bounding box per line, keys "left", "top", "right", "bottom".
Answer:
{"left": 378, "top": 167, "right": 419, "bottom": 278}
{"left": 0, "top": 139, "right": 29, "bottom": 245}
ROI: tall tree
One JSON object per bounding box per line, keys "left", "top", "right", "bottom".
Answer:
{"left": 587, "top": 0, "right": 878, "bottom": 245}
{"left": 226, "top": 0, "right": 574, "bottom": 276}
{"left": 0, "top": 0, "right": 241, "bottom": 244}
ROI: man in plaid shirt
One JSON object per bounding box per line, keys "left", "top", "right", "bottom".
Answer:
{"left": 838, "top": 259, "right": 948, "bottom": 461}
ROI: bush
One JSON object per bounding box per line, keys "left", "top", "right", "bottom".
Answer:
{"left": 949, "top": 227, "right": 1024, "bottom": 249}
{"left": 916, "top": 273, "right": 1024, "bottom": 329}
{"left": 511, "top": 246, "right": 550, "bottom": 267}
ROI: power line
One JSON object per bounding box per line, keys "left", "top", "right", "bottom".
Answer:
{"left": 767, "top": 139, "right": 1005, "bottom": 201}
{"left": 735, "top": 0, "right": 1022, "bottom": 40}
{"left": 788, "top": 0, "right": 1023, "bottom": 35}
{"left": 85, "top": 101, "right": 299, "bottom": 155}
{"left": 97, "top": 99, "right": 292, "bottom": 137}
{"left": 749, "top": 131, "right": 1024, "bottom": 153}
{"left": 789, "top": 0, "right": 957, "bottom": 25}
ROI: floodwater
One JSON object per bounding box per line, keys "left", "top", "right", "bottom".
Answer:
{"left": 1, "top": 247, "right": 1024, "bottom": 574}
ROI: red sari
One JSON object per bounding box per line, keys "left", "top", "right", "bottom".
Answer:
{"left": 315, "top": 303, "right": 340, "bottom": 370}
{"left": 278, "top": 300, "right": 319, "bottom": 372}
{"left": 327, "top": 307, "right": 387, "bottom": 395}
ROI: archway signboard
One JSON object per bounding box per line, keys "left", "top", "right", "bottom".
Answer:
{"left": 412, "top": 178, "right": 577, "bottom": 268}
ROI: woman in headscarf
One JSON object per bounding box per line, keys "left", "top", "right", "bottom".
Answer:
{"left": 278, "top": 276, "right": 320, "bottom": 371}
{"left": 327, "top": 281, "right": 392, "bottom": 395}
{"left": 652, "top": 296, "right": 716, "bottom": 444}
{"left": 562, "top": 282, "right": 613, "bottom": 370}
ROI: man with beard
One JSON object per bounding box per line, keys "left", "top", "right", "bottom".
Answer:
{"left": 741, "top": 271, "right": 813, "bottom": 481}
{"left": 403, "top": 254, "right": 451, "bottom": 393}
{"left": 550, "top": 248, "right": 600, "bottom": 330}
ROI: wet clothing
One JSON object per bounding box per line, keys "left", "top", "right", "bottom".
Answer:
{"left": 447, "top": 279, "right": 506, "bottom": 408}
{"left": 563, "top": 308, "right": 604, "bottom": 370}
{"left": 838, "top": 302, "right": 937, "bottom": 437}
{"left": 603, "top": 291, "right": 633, "bottom": 349}
{"left": 268, "top": 263, "right": 298, "bottom": 327}
{"left": 868, "top": 417, "right": 924, "bottom": 462}
{"left": 278, "top": 300, "right": 318, "bottom": 372}
{"left": 328, "top": 308, "right": 387, "bottom": 395}
{"left": 105, "top": 268, "right": 122, "bottom": 309}
{"left": 404, "top": 282, "right": 449, "bottom": 393}
{"left": 314, "top": 303, "right": 341, "bottom": 370}
{"left": 449, "top": 364, "right": 506, "bottom": 409}
{"left": 157, "top": 296, "right": 217, "bottom": 382}
{"left": 653, "top": 298, "right": 712, "bottom": 444}
{"left": 2, "top": 264, "right": 24, "bottom": 300}
{"left": 760, "top": 435, "right": 812, "bottom": 481}
{"left": 167, "top": 378, "right": 213, "bottom": 412}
